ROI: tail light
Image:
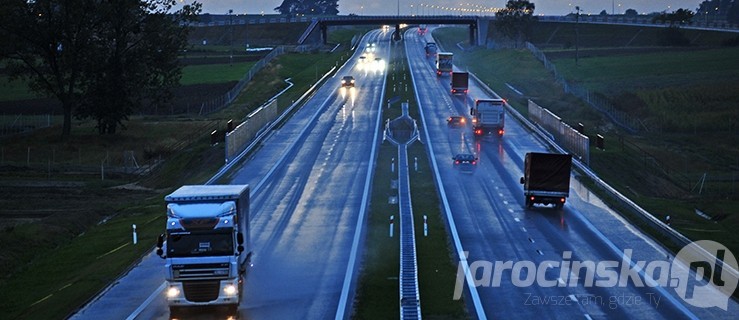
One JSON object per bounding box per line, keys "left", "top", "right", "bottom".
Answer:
{"left": 560, "top": 198, "right": 565, "bottom": 203}
{"left": 471, "top": 161, "right": 476, "bottom": 165}
{"left": 530, "top": 196, "right": 535, "bottom": 201}
{"left": 455, "top": 160, "right": 460, "bottom": 164}
{"left": 498, "top": 129, "right": 504, "bottom": 135}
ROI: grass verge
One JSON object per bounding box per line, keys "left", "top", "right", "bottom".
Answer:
{"left": 353, "top": 39, "right": 465, "bottom": 319}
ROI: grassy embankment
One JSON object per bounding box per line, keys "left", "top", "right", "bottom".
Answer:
{"left": 433, "top": 24, "right": 739, "bottom": 255}
{"left": 353, "top": 39, "right": 466, "bottom": 319}
{"left": 0, "top": 26, "right": 364, "bottom": 319}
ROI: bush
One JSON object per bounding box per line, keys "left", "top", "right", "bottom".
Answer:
{"left": 660, "top": 27, "right": 691, "bottom": 46}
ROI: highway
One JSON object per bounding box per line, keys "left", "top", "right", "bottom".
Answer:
{"left": 68, "top": 27, "right": 739, "bottom": 320}
{"left": 406, "top": 28, "right": 738, "bottom": 319}
{"left": 70, "top": 29, "right": 390, "bottom": 319}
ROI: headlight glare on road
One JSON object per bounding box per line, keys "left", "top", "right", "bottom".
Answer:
{"left": 166, "top": 286, "right": 181, "bottom": 298}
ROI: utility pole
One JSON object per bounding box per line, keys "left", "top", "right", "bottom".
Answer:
{"left": 228, "top": 9, "right": 233, "bottom": 65}
{"left": 575, "top": 6, "right": 581, "bottom": 66}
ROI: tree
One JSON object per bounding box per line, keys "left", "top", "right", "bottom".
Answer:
{"left": 0, "top": 0, "right": 100, "bottom": 137}
{"left": 727, "top": 1, "right": 739, "bottom": 23}
{"left": 76, "top": 0, "right": 200, "bottom": 134}
{"left": 624, "top": 8, "right": 638, "bottom": 17}
{"left": 275, "top": 0, "right": 339, "bottom": 15}
{"left": 652, "top": 8, "right": 695, "bottom": 26}
{"left": 0, "top": 0, "right": 200, "bottom": 136}
{"left": 494, "top": 0, "right": 537, "bottom": 48}
{"left": 599, "top": 10, "right": 608, "bottom": 16}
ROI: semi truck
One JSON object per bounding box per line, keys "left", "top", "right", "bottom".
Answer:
{"left": 156, "top": 184, "right": 251, "bottom": 315}
{"left": 519, "top": 153, "right": 572, "bottom": 209}
{"left": 471, "top": 99, "right": 505, "bottom": 136}
{"left": 436, "top": 52, "right": 453, "bottom": 76}
{"left": 451, "top": 72, "right": 469, "bottom": 95}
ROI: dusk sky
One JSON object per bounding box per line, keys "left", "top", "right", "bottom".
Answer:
{"left": 187, "top": 0, "right": 704, "bottom": 16}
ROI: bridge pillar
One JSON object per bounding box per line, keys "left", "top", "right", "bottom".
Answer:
{"left": 321, "top": 23, "right": 328, "bottom": 44}
{"left": 393, "top": 24, "right": 402, "bottom": 41}
{"left": 476, "top": 18, "right": 490, "bottom": 47}
{"left": 469, "top": 22, "right": 477, "bottom": 46}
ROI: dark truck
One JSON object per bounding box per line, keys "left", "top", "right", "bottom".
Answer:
{"left": 520, "top": 152, "right": 572, "bottom": 209}
{"left": 424, "top": 42, "right": 437, "bottom": 57}
{"left": 450, "top": 72, "right": 469, "bottom": 95}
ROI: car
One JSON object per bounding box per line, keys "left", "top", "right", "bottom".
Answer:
{"left": 341, "top": 75, "right": 355, "bottom": 88}
{"left": 365, "top": 43, "right": 376, "bottom": 53}
{"left": 359, "top": 56, "right": 366, "bottom": 63}
{"left": 452, "top": 153, "right": 478, "bottom": 172}
{"left": 447, "top": 116, "right": 466, "bottom": 127}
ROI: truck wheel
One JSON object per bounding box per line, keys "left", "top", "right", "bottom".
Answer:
{"left": 525, "top": 198, "right": 532, "bottom": 208}
{"left": 555, "top": 202, "right": 564, "bottom": 209}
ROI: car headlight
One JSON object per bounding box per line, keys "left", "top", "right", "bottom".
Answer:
{"left": 167, "top": 287, "right": 181, "bottom": 298}
{"left": 223, "top": 284, "right": 238, "bottom": 296}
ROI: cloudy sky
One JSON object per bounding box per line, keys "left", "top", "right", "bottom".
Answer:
{"left": 188, "top": 0, "right": 704, "bottom": 16}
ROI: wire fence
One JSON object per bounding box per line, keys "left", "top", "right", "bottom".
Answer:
{"left": 197, "top": 46, "right": 287, "bottom": 115}
{"left": 0, "top": 120, "right": 220, "bottom": 181}
{"left": 525, "top": 42, "right": 643, "bottom": 133}
{"left": 0, "top": 114, "right": 54, "bottom": 137}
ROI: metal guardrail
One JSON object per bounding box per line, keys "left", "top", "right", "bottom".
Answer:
{"left": 397, "top": 145, "right": 422, "bottom": 320}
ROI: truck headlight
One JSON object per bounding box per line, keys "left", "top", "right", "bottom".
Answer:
{"left": 223, "top": 284, "right": 238, "bottom": 296}
{"left": 167, "top": 287, "right": 181, "bottom": 298}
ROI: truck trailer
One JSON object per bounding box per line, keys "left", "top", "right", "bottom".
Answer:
{"left": 156, "top": 184, "right": 251, "bottom": 315}
{"left": 520, "top": 153, "right": 572, "bottom": 209}
{"left": 471, "top": 99, "right": 505, "bottom": 137}
{"left": 451, "top": 72, "right": 469, "bottom": 95}
{"left": 436, "top": 52, "right": 453, "bottom": 76}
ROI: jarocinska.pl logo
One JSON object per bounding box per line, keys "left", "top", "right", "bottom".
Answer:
{"left": 453, "top": 240, "right": 737, "bottom": 310}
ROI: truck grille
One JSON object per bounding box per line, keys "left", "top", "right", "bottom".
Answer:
{"left": 183, "top": 280, "right": 220, "bottom": 302}
{"left": 173, "top": 263, "right": 229, "bottom": 280}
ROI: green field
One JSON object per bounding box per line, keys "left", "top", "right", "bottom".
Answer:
{"left": 179, "top": 62, "right": 257, "bottom": 85}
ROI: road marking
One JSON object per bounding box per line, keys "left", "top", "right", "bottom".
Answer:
{"left": 584, "top": 314, "right": 593, "bottom": 320}
{"left": 514, "top": 217, "right": 520, "bottom": 222}
{"left": 126, "top": 282, "right": 166, "bottom": 320}
{"left": 569, "top": 294, "right": 579, "bottom": 303}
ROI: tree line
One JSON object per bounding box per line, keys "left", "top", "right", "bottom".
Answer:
{"left": 0, "top": 0, "right": 201, "bottom": 136}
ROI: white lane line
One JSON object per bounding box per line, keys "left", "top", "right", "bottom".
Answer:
{"left": 125, "top": 282, "right": 165, "bottom": 320}
{"left": 508, "top": 208, "right": 514, "bottom": 213}
{"left": 514, "top": 217, "right": 520, "bottom": 222}
{"left": 335, "top": 31, "right": 388, "bottom": 320}
{"left": 584, "top": 314, "right": 593, "bottom": 320}
{"left": 406, "top": 36, "right": 487, "bottom": 320}
{"left": 569, "top": 294, "right": 579, "bottom": 303}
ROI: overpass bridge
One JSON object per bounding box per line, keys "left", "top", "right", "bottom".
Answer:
{"left": 298, "top": 15, "right": 489, "bottom": 45}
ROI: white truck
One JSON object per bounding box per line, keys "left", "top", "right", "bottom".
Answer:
{"left": 156, "top": 184, "right": 251, "bottom": 315}
{"left": 471, "top": 99, "right": 506, "bottom": 137}
{"left": 436, "top": 52, "right": 453, "bottom": 76}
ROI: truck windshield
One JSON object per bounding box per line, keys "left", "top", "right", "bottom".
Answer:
{"left": 167, "top": 231, "right": 233, "bottom": 257}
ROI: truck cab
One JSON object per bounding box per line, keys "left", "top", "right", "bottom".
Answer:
{"left": 156, "top": 185, "right": 251, "bottom": 315}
